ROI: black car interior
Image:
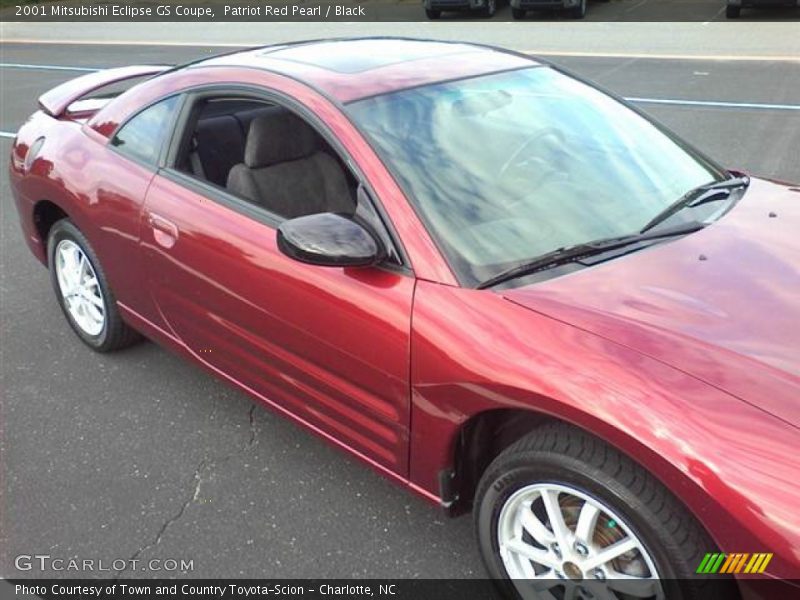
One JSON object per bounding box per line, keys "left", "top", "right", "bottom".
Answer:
{"left": 177, "top": 97, "right": 357, "bottom": 220}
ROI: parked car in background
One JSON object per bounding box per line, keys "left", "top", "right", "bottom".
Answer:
{"left": 423, "top": 0, "right": 499, "bottom": 18}
{"left": 511, "top": 0, "right": 588, "bottom": 19}
{"left": 726, "top": 0, "right": 800, "bottom": 18}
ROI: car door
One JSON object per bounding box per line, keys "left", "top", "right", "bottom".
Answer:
{"left": 80, "top": 95, "right": 181, "bottom": 320}
{"left": 140, "top": 92, "right": 414, "bottom": 475}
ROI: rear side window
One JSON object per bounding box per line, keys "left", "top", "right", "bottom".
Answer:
{"left": 111, "top": 96, "right": 179, "bottom": 166}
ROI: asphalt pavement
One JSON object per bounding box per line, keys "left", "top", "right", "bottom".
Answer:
{"left": 1, "top": 28, "right": 799, "bottom": 579}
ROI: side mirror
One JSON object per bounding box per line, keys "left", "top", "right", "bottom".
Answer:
{"left": 277, "top": 212, "right": 384, "bottom": 267}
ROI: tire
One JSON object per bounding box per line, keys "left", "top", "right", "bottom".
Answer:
{"left": 481, "top": 0, "right": 497, "bottom": 17}
{"left": 569, "top": 0, "right": 587, "bottom": 19}
{"left": 474, "top": 423, "right": 731, "bottom": 600}
{"left": 726, "top": 5, "right": 741, "bottom": 18}
{"left": 511, "top": 7, "right": 526, "bottom": 19}
{"left": 425, "top": 8, "right": 441, "bottom": 19}
{"left": 48, "top": 219, "right": 141, "bottom": 352}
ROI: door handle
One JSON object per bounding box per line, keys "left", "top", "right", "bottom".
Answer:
{"left": 147, "top": 212, "right": 179, "bottom": 248}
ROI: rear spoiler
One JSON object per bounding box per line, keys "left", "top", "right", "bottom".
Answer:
{"left": 38, "top": 65, "right": 170, "bottom": 117}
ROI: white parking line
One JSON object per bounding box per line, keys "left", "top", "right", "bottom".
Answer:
{"left": 3, "top": 39, "right": 800, "bottom": 62}
{"left": 526, "top": 50, "right": 800, "bottom": 63}
{"left": 628, "top": 97, "right": 800, "bottom": 111}
{"left": 0, "top": 62, "right": 101, "bottom": 72}
{"left": 2, "top": 87, "right": 798, "bottom": 142}
{"left": 4, "top": 39, "right": 800, "bottom": 62}
{"left": 1, "top": 60, "right": 799, "bottom": 141}
{"left": 3, "top": 38, "right": 254, "bottom": 48}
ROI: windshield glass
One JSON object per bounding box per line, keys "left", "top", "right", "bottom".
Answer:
{"left": 347, "top": 67, "right": 725, "bottom": 286}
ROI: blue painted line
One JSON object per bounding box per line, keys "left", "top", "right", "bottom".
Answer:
{"left": 0, "top": 63, "right": 99, "bottom": 73}
{"left": 627, "top": 96, "right": 800, "bottom": 111}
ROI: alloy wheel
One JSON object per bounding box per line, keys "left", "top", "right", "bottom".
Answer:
{"left": 497, "top": 483, "right": 665, "bottom": 599}
{"left": 55, "top": 239, "right": 106, "bottom": 336}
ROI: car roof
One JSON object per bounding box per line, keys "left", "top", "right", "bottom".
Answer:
{"left": 191, "top": 37, "right": 541, "bottom": 103}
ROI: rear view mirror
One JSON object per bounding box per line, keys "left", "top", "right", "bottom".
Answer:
{"left": 277, "top": 212, "right": 384, "bottom": 267}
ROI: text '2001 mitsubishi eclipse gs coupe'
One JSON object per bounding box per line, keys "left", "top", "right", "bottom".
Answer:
{"left": 9, "top": 38, "right": 800, "bottom": 598}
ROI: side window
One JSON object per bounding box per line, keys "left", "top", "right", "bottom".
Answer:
{"left": 168, "top": 93, "right": 402, "bottom": 267}
{"left": 173, "top": 95, "right": 357, "bottom": 221}
{"left": 111, "top": 96, "right": 179, "bottom": 166}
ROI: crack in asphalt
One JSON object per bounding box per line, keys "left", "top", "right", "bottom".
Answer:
{"left": 114, "top": 403, "right": 259, "bottom": 579}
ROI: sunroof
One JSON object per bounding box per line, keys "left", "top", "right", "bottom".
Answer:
{"left": 261, "top": 39, "right": 473, "bottom": 74}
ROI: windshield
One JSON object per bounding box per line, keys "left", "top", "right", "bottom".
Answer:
{"left": 347, "top": 67, "right": 726, "bottom": 287}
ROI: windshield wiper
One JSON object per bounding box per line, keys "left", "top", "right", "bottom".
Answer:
{"left": 476, "top": 221, "right": 705, "bottom": 290}
{"left": 640, "top": 175, "right": 749, "bottom": 234}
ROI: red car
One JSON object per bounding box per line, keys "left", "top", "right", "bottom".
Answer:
{"left": 9, "top": 38, "right": 799, "bottom": 597}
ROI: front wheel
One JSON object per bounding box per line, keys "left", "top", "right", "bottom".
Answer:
{"left": 475, "top": 423, "right": 730, "bottom": 600}
{"left": 425, "top": 8, "right": 442, "bottom": 19}
{"left": 511, "top": 7, "right": 526, "bottom": 19}
{"left": 726, "top": 5, "right": 741, "bottom": 18}
{"left": 48, "top": 219, "right": 141, "bottom": 352}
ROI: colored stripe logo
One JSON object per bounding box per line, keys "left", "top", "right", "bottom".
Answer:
{"left": 696, "top": 552, "right": 773, "bottom": 574}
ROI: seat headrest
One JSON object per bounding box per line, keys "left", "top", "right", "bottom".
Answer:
{"left": 244, "top": 110, "right": 319, "bottom": 168}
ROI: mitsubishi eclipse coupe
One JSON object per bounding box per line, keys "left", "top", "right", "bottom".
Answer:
{"left": 9, "top": 38, "right": 800, "bottom": 597}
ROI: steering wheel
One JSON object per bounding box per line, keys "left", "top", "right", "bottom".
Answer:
{"left": 498, "top": 128, "right": 567, "bottom": 211}
{"left": 498, "top": 127, "right": 566, "bottom": 180}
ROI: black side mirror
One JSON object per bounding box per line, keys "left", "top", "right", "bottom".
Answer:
{"left": 277, "top": 212, "right": 384, "bottom": 267}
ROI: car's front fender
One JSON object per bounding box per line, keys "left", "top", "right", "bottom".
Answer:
{"left": 409, "top": 280, "right": 800, "bottom": 578}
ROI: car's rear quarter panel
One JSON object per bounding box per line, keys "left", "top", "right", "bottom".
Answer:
{"left": 10, "top": 111, "right": 66, "bottom": 265}
{"left": 11, "top": 111, "right": 156, "bottom": 317}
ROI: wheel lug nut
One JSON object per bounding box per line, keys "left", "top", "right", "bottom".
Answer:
{"left": 593, "top": 568, "right": 605, "bottom": 581}
{"left": 575, "top": 542, "right": 589, "bottom": 556}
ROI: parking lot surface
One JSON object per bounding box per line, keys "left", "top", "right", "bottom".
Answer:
{"left": 1, "top": 27, "right": 799, "bottom": 578}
